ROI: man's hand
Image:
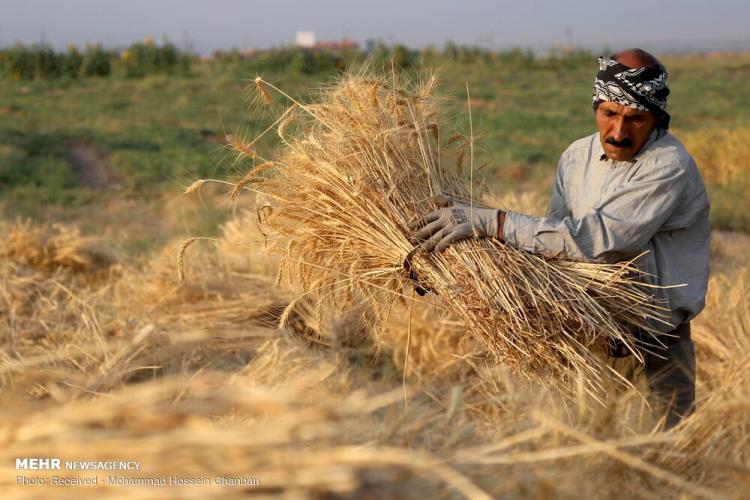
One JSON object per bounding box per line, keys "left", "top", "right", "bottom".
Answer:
{"left": 408, "top": 196, "right": 501, "bottom": 252}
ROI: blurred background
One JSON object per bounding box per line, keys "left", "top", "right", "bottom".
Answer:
{"left": 2, "top": 0, "right": 749, "bottom": 255}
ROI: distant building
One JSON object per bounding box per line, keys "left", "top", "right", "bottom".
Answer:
{"left": 313, "top": 39, "right": 358, "bottom": 50}
{"left": 296, "top": 31, "right": 316, "bottom": 48}
{"left": 295, "top": 31, "right": 358, "bottom": 51}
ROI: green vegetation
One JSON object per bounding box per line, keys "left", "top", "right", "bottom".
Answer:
{"left": 0, "top": 39, "right": 189, "bottom": 81}
{"left": 0, "top": 42, "right": 113, "bottom": 80}
{"left": 121, "top": 38, "right": 191, "bottom": 78}
{"left": 1, "top": 46, "right": 749, "bottom": 234}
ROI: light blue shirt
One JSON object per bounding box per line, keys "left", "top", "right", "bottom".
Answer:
{"left": 503, "top": 129, "right": 711, "bottom": 332}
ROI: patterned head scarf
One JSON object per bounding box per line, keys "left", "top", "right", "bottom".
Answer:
{"left": 593, "top": 56, "right": 671, "bottom": 128}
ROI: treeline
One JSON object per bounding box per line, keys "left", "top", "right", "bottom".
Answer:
{"left": 213, "top": 42, "right": 598, "bottom": 75}
{"left": 1, "top": 38, "right": 599, "bottom": 81}
{"left": 0, "top": 38, "right": 190, "bottom": 80}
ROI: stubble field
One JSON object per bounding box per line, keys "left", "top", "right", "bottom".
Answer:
{"left": 1, "top": 53, "right": 749, "bottom": 498}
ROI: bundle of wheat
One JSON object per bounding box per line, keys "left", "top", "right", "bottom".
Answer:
{"left": 206, "top": 69, "right": 670, "bottom": 400}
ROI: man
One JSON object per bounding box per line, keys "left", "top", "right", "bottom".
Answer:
{"left": 410, "top": 49, "right": 710, "bottom": 428}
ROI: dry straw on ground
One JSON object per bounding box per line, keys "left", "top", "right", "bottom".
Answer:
{"left": 219, "top": 68, "right": 670, "bottom": 400}
{"left": 1, "top": 217, "right": 749, "bottom": 498}
{"left": 680, "top": 127, "right": 750, "bottom": 188}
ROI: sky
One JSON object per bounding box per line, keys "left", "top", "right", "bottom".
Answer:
{"left": 2, "top": 0, "right": 749, "bottom": 54}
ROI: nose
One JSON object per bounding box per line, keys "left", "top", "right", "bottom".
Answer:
{"left": 611, "top": 117, "right": 627, "bottom": 141}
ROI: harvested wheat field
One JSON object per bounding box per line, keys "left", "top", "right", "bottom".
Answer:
{"left": 2, "top": 214, "right": 749, "bottom": 499}
{"left": 2, "top": 69, "right": 750, "bottom": 499}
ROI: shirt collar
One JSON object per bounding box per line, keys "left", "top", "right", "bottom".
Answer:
{"left": 597, "top": 127, "right": 666, "bottom": 163}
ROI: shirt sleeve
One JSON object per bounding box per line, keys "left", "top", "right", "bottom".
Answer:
{"left": 503, "top": 161, "right": 690, "bottom": 263}
{"left": 546, "top": 155, "right": 570, "bottom": 220}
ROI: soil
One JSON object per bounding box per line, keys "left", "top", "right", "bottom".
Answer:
{"left": 66, "top": 140, "right": 111, "bottom": 190}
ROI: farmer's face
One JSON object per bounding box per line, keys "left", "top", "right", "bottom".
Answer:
{"left": 596, "top": 101, "right": 656, "bottom": 161}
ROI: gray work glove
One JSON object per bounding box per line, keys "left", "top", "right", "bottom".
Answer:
{"left": 408, "top": 196, "right": 500, "bottom": 252}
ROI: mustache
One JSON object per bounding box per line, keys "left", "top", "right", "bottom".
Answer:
{"left": 605, "top": 137, "right": 633, "bottom": 148}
